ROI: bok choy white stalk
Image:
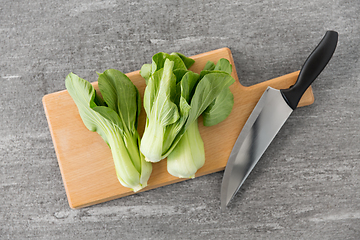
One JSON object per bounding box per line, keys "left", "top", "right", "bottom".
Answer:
{"left": 65, "top": 70, "right": 152, "bottom": 192}
{"left": 166, "top": 119, "right": 204, "bottom": 178}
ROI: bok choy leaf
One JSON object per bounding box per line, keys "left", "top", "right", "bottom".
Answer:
{"left": 202, "top": 58, "right": 235, "bottom": 126}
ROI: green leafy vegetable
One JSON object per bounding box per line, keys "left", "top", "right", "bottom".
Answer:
{"left": 65, "top": 70, "right": 152, "bottom": 192}
{"left": 140, "top": 59, "right": 182, "bottom": 162}
{"left": 140, "top": 52, "right": 235, "bottom": 180}
{"left": 140, "top": 52, "right": 201, "bottom": 163}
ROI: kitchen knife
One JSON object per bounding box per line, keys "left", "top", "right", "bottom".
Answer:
{"left": 220, "top": 31, "right": 338, "bottom": 210}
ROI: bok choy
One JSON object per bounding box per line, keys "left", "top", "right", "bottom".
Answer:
{"left": 139, "top": 52, "right": 197, "bottom": 162}
{"left": 140, "top": 52, "right": 235, "bottom": 180}
{"left": 65, "top": 70, "right": 152, "bottom": 192}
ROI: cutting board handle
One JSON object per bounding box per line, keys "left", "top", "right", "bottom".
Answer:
{"left": 281, "top": 31, "right": 338, "bottom": 110}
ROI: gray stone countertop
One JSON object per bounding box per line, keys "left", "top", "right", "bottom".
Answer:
{"left": 1, "top": 1, "right": 359, "bottom": 239}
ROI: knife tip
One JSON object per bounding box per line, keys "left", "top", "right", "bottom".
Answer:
{"left": 220, "top": 199, "right": 228, "bottom": 212}
{"left": 220, "top": 187, "right": 231, "bottom": 212}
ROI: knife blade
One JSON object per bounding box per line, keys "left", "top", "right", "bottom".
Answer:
{"left": 220, "top": 30, "right": 338, "bottom": 210}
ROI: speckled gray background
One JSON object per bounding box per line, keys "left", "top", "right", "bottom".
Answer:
{"left": 1, "top": 0, "right": 360, "bottom": 239}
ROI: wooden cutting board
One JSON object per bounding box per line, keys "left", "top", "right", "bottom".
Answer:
{"left": 42, "top": 47, "right": 314, "bottom": 209}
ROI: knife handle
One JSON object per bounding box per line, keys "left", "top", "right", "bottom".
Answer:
{"left": 281, "top": 31, "right": 338, "bottom": 110}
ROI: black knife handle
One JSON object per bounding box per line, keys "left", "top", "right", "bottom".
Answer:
{"left": 281, "top": 31, "right": 338, "bottom": 110}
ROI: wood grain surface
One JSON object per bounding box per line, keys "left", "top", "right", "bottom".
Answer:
{"left": 2, "top": 1, "right": 360, "bottom": 239}
{"left": 43, "top": 48, "right": 314, "bottom": 208}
